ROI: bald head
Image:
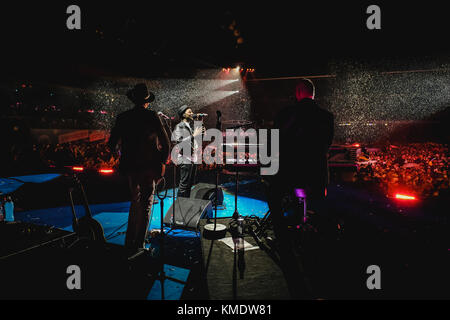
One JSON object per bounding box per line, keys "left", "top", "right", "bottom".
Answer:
{"left": 295, "top": 78, "right": 315, "bottom": 101}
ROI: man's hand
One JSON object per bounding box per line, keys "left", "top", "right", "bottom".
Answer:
{"left": 193, "top": 126, "right": 203, "bottom": 137}
{"left": 155, "top": 164, "right": 166, "bottom": 187}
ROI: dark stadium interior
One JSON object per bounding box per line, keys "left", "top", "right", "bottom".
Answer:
{"left": 0, "top": 2, "right": 449, "bottom": 300}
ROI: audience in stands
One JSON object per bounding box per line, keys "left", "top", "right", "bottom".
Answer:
{"left": 7, "top": 138, "right": 449, "bottom": 200}
{"left": 358, "top": 142, "right": 449, "bottom": 198}
{"left": 36, "top": 141, "right": 119, "bottom": 170}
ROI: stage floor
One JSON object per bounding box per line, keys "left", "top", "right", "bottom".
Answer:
{"left": 199, "top": 218, "right": 291, "bottom": 300}
{"left": 2, "top": 173, "right": 449, "bottom": 299}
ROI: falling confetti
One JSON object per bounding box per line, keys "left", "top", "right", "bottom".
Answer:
{"left": 83, "top": 69, "right": 251, "bottom": 130}
{"left": 321, "top": 59, "right": 450, "bottom": 143}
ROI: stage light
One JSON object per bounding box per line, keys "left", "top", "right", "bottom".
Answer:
{"left": 295, "top": 188, "right": 307, "bottom": 198}
{"left": 395, "top": 194, "right": 416, "bottom": 200}
{"left": 353, "top": 143, "right": 360, "bottom": 147}
{"left": 72, "top": 166, "right": 84, "bottom": 172}
{"left": 99, "top": 169, "right": 114, "bottom": 174}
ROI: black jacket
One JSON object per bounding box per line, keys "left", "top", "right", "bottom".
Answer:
{"left": 108, "top": 106, "right": 170, "bottom": 174}
{"left": 273, "top": 98, "right": 334, "bottom": 190}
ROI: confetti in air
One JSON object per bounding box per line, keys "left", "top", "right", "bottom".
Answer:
{"left": 321, "top": 59, "right": 450, "bottom": 143}
{"left": 84, "top": 69, "right": 250, "bottom": 130}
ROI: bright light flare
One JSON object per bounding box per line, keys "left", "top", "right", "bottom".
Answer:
{"left": 99, "top": 169, "right": 114, "bottom": 174}
{"left": 72, "top": 166, "right": 84, "bottom": 172}
{"left": 395, "top": 194, "right": 416, "bottom": 200}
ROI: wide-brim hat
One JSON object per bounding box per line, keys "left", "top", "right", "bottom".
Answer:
{"left": 178, "top": 104, "right": 191, "bottom": 119}
{"left": 126, "top": 83, "right": 155, "bottom": 105}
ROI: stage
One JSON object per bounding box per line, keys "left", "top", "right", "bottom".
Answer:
{"left": 199, "top": 218, "right": 291, "bottom": 300}
{"left": 0, "top": 173, "right": 449, "bottom": 299}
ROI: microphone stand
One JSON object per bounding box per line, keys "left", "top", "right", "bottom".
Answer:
{"left": 203, "top": 111, "right": 226, "bottom": 239}
{"left": 168, "top": 118, "right": 176, "bottom": 228}
{"left": 159, "top": 113, "right": 176, "bottom": 228}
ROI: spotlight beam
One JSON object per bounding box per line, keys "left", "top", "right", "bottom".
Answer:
{"left": 381, "top": 68, "right": 450, "bottom": 75}
{"left": 245, "top": 74, "right": 337, "bottom": 82}
{"left": 243, "top": 68, "right": 450, "bottom": 82}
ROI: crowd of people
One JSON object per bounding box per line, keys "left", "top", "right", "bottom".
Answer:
{"left": 37, "top": 140, "right": 119, "bottom": 170}
{"left": 6, "top": 140, "right": 119, "bottom": 172}
{"left": 2, "top": 102, "right": 110, "bottom": 130}
{"left": 357, "top": 142, "right": 449, "bottom": 198}
{"left": 6, "top": 136, "right": 450, "bottom": 201}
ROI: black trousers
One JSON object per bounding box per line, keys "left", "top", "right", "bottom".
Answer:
{"left": 266, "top": 182, "right": 326, "bottom": 299}
{"left": 125, "top": 170, "right": 159, "bottom": 250}
{"left": 177, "top": 163, "right": 197, "bottom": 198}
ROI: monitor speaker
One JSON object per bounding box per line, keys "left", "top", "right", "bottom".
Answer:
{"left": 190, "top": 183, "right": 224, "bottom": 206}
{"left": 164, "top": 197, "right": 212, "bottom": 230}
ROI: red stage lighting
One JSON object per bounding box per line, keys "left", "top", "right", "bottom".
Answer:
{"left": 99, "top": 169, "right": 114, "bottom": 174}
{"left": 395, "top": 194, "right": 416, "bottom": 200}
{"left": 72, "top": 166, "right": 84, "bottom": 172}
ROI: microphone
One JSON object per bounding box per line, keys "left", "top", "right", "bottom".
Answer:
{"left": 157, "top": 111, "right": 174, "bottom": 120}
{"left": 194, "top": 113, "right": 208, "bottom": 117}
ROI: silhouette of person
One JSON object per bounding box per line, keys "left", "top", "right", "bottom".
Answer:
{"left": 108, "top": 83, "right": 170, "bottom": 252}
{"left": 268, "top": 78, "right": 334, "bottom": 299}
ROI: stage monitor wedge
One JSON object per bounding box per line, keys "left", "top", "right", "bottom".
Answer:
{"left": 164, "top": 198, "right": 212, "bottom": 230}
{"left": 190, "top": 183, "right": 224, "bottom": 206}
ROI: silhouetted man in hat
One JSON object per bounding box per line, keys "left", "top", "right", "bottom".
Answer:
{"left": 268, "top": 78, "right": 334, "bottom": 299}
{"left": 108, "top": 83, "right": 170, "bottom": 252}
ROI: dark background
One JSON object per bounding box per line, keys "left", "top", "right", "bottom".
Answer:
{"left": 1, "top": 1, "right": 449, "bottom": 145}
{"left": 1, "top": 1, "right": 449, "bottom": 81}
